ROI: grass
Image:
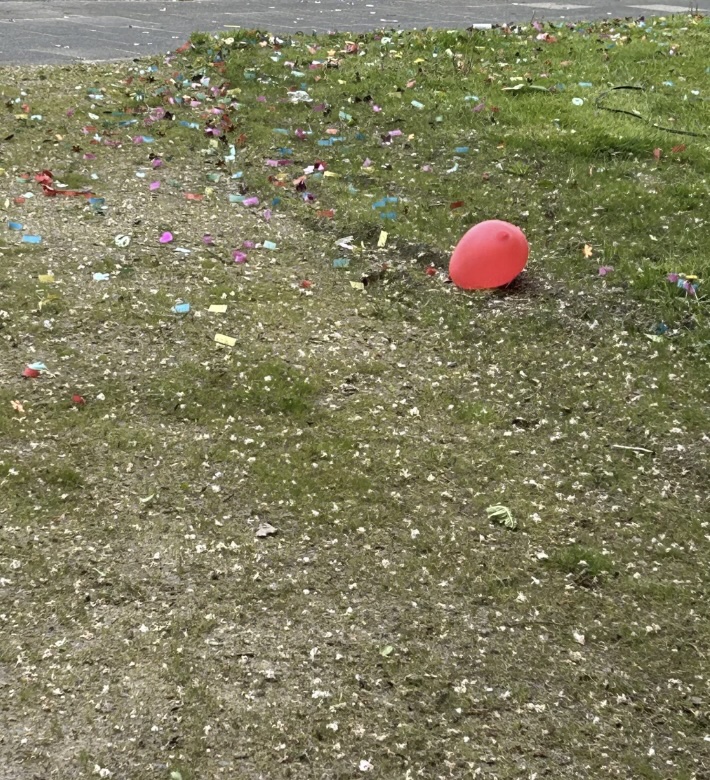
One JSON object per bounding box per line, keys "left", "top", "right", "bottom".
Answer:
{"left": 1, "top": 15, "right": 710, "bottom": 780}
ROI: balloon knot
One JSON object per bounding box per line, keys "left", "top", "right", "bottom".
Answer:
{"left": 497, "top": 231, "right": 509, "bottom": 241}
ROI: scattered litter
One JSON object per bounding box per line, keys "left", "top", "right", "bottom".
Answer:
{"left": 667, "top": 273, "right": 699, "bottom": 297}
{"left": 333, "top": 258, "right": 350, "bottom": 268}
{"left": 93, "top": 272, "right": 110, "bottom": 281}
{"left": 255, "top": 522, "right": 278, "bottom": 537}
{"left": 572, "top": 97, "right": 584, "bottom": 106}
{"left": 377, "top": 231, "right": 388, "bottom": 248}
{"left": 208, "top": 304, "right": 228, "bottom": 313}
{"left": 21, "top": 235, "right": 42, "bottom": 244}
{"left": 114, "top": 234, "right": 131, "bottom": 248}
{"left": 486, "top": 505, "right": 517, "bottom": 530}
{"left": 8, "top": 221, "right": 23, "bottom": 230}
{"left": 214, "top": 333, "right": 237, "bottom": 347}
{"left": 172, "top": 303, "right": 190, "bottom": 314}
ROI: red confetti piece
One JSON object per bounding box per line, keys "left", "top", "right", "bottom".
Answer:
{"left": 72, "top": 395, "right": 86, "bottom": 405}
{"left": 450, "top": 200, "right": 465, "bottom": 210}
{"left": 317, "top": 209, "right": 335, "bottom": 218}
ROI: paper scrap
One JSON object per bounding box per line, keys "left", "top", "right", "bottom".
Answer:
{"left": 215, "top": 333, "right": 237, "bottom": 347}
{"left": 208, "top": 304, "right": 228, "bottom": 313}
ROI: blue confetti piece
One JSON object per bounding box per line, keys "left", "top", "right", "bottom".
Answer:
{"left": 578, "top": 82, "right": 593, "bottom": 87}
{"left": 28, "top": 362, "right": 47, "bottom": 372}
{"left": 93, "top": 272, "right": 110, "bottom": 281}
{"left": 273, "top": 128, "right": 290, "bottom": 135}
{"left": 348, "top": 184, "right": 359, "bottom": 194}
{"left": 380, "top": 212, "right": 397, "bottom": 220}
{"left": 8, "top": 221, "right": 23, "bottom": 230}
{"left": 179, "top": 121, "right": 200, "bottom": 129}
{"left": 22, "top": 235, "right": 42, "bottom": 244}
{"left": 333, "top": 258, "right": 350, "bottom": 268}
{"left": 355, "top": 132, "right": 366, "bottom": 141}
{"left": 372, "top": 198, "right": 387, "bottom": 209}
{"left": 318, "top": 139, "right": 333, "bottom": 146}
{"left": 173, "top": 303, "right": 190, "bottom": 314}
{"left": 276, "top": 148, "right": 293, "bottom": 156}
{"left": 663, "top": 81, "right": 674, "bottom": 86}
{"left": 229, "top": 194, "right": 245, "bottom": 203}
{"left": 263, "top": 240, "right": 277, "bottom": 250}
{"left": 272, "top": 197, "right": 281, "bottom": 206}
{"left": 291, "top": 70, "right": 305, "bottom": 77}
{"left": 232, "top": 171, "right": 243, "bottom": 179}
{"left": 118, "top": 119, "right": 138, "bottom": 126}
{"left": 455, "top": 146, "right": 469, "bottom": 154}
{"left": 464, "top": 95, "right": 480, "bottom": 102}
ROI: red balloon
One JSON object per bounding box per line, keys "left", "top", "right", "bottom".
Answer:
{"left": 449, "top": 220, "right": 529, "bottom": 290}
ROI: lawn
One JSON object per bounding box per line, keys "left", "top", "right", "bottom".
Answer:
{"left": 1, "top": 16, "right": 709, "bottom": 780}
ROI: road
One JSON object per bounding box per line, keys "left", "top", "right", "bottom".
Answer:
{"left": 0, "top": 0, "right": 706, "bottom": 65}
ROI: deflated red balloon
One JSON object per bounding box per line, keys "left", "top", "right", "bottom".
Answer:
{"left": 449, "top": 220, "right": 529, "bottom": 289}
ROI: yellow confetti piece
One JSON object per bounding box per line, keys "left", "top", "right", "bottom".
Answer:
{"left": 38, "top": 274, "right": 55, "bottom": 283}
{"left": 377, "top": 231, "right": 388, "bottom": 248}
{"left": 214, "top": 333, "right": 236, "bottom": 347}
{"left": 208, "top": 304, "right": 228, "bottom": 313}
{"left": 350, "top": 281, "right": 366, "bottom": 291}
{"left": 323, "top": 171, "right": 340, "bottom": 178}
{"left": 15, "top": 114, "right": 28, "bottom": 120}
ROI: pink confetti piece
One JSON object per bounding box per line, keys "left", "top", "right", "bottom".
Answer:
{"left": 203, "top": 234, "right": 214, "bottom": 244}
{"left": 149, "top": 181, "right": 161, "bottom": 191}
{"left": 362, "top": 158, "right": 372, "bottom": 168}
{"left": 151, "top": 158, "right": 163, "bottom": 168}
{"left": 295, "top": 128, "right": 307, "bottom": 140}
{"left": 159, "top": 231, "right": 173, "bottom": 243}
{"left": 242, "top": 196, "right": 260, "bottom": 207}
{"left": 598, "top": 266, "right": 614, "bottom": 276}
{"left": 473, "top": 102, "right": 486, "bottom": 113}
{"left": 263, "top": 209, "right": 272, "bottom": 222}
{"left": 388, "top": 129, "right": 403, "bottom": 137}
{"left": 243, "top": 240, "right": 255, "bottom": 249}
{"left": 233, "top": 250, "right": 248, "bottom": 263}
{"left": 372, "top": 105, "right": 382, "bottom": 113}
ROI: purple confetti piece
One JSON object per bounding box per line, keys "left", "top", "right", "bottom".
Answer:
{"left": 598, "top": 266, "right": 614, "bottom": 276}
{"left": 389, "top": 129, "right": 403, "bottom": 137}
{"left": 159, "top": 231, "right": 173, "bottom": 243}
{"left": 243, "top": 240, "right": 255, "bottom": 249}
{"left": 233, "top": 250, "right": 247, "bottom": 263}
{"left": 149, "top": 181, "right": 161, "bottom": 191}
{"left": 151, "top": 158, "right": 163, "bottom": 168}
{"left": 203, "top": 234, "right": 214, "bottom": 244}
{"left": 473, "top": 103, "right": 486, "bottom": 113}
{"left": 263, "top": 209, "right": 272, "bottom": 222}
{"left": 243, "top": 197, "right": 260, "bottom": 207}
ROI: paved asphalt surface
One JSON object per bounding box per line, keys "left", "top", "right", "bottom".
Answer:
{"left": 0, "top": 0, "right": 706, "bottom": 65}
